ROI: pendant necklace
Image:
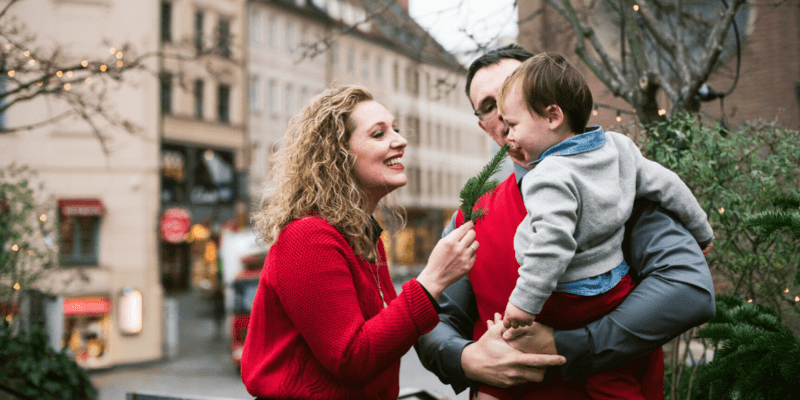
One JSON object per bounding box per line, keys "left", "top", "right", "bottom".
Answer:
{"left": 371, "top": 253, "right": 388, "bottom": 308}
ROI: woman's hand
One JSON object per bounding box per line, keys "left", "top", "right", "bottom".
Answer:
{"left": 417, "top": 221, "right": 478, "bottom": 300}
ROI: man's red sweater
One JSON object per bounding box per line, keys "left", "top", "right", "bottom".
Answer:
{"left": 240, "top": 216, "right": 439, "bottom": 399}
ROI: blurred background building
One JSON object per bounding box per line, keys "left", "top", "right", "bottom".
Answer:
{"left": 0, "top": 0, "right": 489, "bottom": 369}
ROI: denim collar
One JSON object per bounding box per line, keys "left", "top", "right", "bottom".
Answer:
{"left": 526, "top": 126, "right": 605, "bottom": 167}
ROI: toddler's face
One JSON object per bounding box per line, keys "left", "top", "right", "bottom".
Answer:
{"left": 500, "top": 83, "right": 561, "bottom": 165}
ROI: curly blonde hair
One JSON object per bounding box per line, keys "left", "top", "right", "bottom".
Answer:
{"left": 252, "top": 85, "right": 385, "bottom": 261}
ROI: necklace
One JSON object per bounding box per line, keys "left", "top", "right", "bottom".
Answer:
{"left": 371, "top": 253, "right": 388, "bottom": 308}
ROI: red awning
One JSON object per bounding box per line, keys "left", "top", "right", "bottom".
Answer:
{"left": 58, "top": 199, "right": 106, "bottom": 216}
{"left": 63, "top": 297, "right": 111, "bottom": 317}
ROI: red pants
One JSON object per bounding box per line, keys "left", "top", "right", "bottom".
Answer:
{"left": 476, "top": 273, "right": 664, "bottom": 400}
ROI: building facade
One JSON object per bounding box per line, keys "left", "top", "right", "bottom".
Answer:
{"left": 1, "top": 0, "right": 164, "bottom": 368}
{"left": 517, "top": 1, "right": 800, "bottom": 132}
{"left": 247, "top": 0, "right": 492, "bottom": 266}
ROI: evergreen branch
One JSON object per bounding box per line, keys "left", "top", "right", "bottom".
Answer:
{"left": 458, "top": 144, "right": 510, "bottom": 222}
{"left": 741, "top": 210, "right": 800, "bottom": 240}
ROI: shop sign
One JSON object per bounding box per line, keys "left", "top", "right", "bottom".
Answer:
{"left": 161, "top": 207, "right": 191, "bottom": 243}
{"left": 63, "top": 297, "right": 111, "bottom": 316}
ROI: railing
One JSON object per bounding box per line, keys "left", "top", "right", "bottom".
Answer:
{"left": 126, "top": 387, "right": 446, "bottom": 400}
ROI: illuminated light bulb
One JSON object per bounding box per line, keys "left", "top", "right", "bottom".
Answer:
{"left": 64, "top": 83, "right": 71, "bottom": 90}
{"left": 633, "top": 4, "right": 639, "bottom": 11}
{"left": 658, "top": 109, "right": 666, "bottom": 116}
{"left": 795, "top": 296, "right": 800, "bottom": 302}
{"left": 85, "top": 77, "right": 92, "bottom": 83}
{"left": 28, "top": 250, "right": 34, "bottom": 256}
{"left": 100, "top": 64, "right": 108, "bottom": 72}
{"left": 39, "top": 214, "right": 46, "bottom": 222}
{"left": 7, "top": 70, "right": 14, "bottom": 77}
{"left": 13, "top": 283, "right": 20, "bottom": 290}
{"left": 616, "top": 115, "right": 622, "bottom": 122}
{"left": 81, "top": 60, "right": 88, "bottom": 67}
{"left": 719, "top": 207, "right": 725, "bottom": 214}
{"left": 747, "top": 299, "right": 753, "bottom": 303}
{"left": 56, "top": 70, "right": 63, "bottom": 77}
{"left": 29, "top": 59, "right": 35, "bottom": 65}
{"left": 4, "top": 315, "right": 10, "bottom": 322}
{"left": 109, "top": 47, "right": 116, "bottom": 54}
{"left": 11, "top": 244, "right": 18, "bottom": 251}
{"left": 37, "top": 81, "right": 43, "bottom": 86}
{"left": 785, "top": 288, "right": 790, "bottom": 293}
{"left": 4, "top": 44, "right": 10, "bottom": 49}
{"left": 592, "top": 109, "right": 598, "bottom": 116}
{"left": 116, "top": 60, "right": 123, "bottom": 68}
{"left": 24, "top": 50, "right": 30, "bottom": 57}
{"left": 116, "top": 51, "right": 123, "bottom": 59}
{"left": 66, "top": 71, "right": 73, "bottom": 77}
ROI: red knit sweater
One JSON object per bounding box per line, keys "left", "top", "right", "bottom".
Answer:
{"left": 240, "top": 216, "right": 439, "bottom": 399}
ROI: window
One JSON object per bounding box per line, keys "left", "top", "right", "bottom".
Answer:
{"left": 268, "top": 15, "right": 277, "bottom": 48}
{"left": 218, "top": 19, "right": 231, "bottom": 57}
{"left": 362, "top": 52, "right": 369, "bottom": 79}
{"left": 160, "top": 73, "right": 172, "bottom": 115}
{"left": 249, "top": 75, "right": 261, "bottom": 112}
{"left": 218, "top": 84, "right": 231, "bottom": 123}
{"left": 285, "top": 21, "right": 294, "bottom": 52}
{"left": 160, "top": 2, "right": 172, "bottom": 43}
{"left": 249, "top": 9, "right": 262, "bottom": 45}
{"left": 300, "top": 87, "right": 309, "bottom": 109}
{"left": 331, "top": 42, "right": 339, "bottom": 71}
{"left": 268, "top": 80, "right": 277, "bottom": 115}
{"left": 285, "top": 84, "right": 294, "bottom": 117}
{"left": 375, "top": 57, "right": 383, "bottom": 80}
{"left": 406, "top": 66, "right": 419, "bottom": 96}
{"left": 58, "top": 200, "right": 103, "bottom": 266}
{"left": 194, "top": 80, "right": 204, "bottom": 119}
{"left": 393, "top": 61, "right": 399, "bottom": 91}
{"left": 194, "top": 11, "right": 204, "bottom": 54}
{"left": 347, "top": 47, "right": 355, "bottom": 73}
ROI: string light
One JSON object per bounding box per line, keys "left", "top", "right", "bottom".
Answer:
{"left": 4, "top": 315, "right": 10, "bottom": 322}
{"left": 592, "top": 105, "right": 598, "bottom": 116}
{"left": 29, "top": 59, "right": 35, "bottom": 65}
{"left": 747, "top": 299, "right": 753, "bottom": 303}
{"left": 633, "top": 4, "right": 639, "bottom": 11}
{"left": 719, "top": 207, "right": 725, "bottom": 214}
{"left": 109, "top": 47, "right": 116, "bottom": 54}
{"left": 37, "top": 81, "right": 43, "bottom": 86}
{"left": 615, "top": 111, "right": 622, "bottom": 122}
{"left": 11, "top": 244, "right": 18, "bottom": 251}
{"left": 658, "top": 109, "right": 666, "bottom": 116}
{"left": 81, "top": 60, "right": 88, "bottom": 67}
{"left": 64, "top": 83, "right": 70, "bottom": 90}
{"left": 7, "top": 70, "right": 14, "bottom": 77}
{"left": 116, "top": 51, "right": 123, "bottom": 59}
{"left": 24, "top": 50, "right": 30, "bottom": 57}
{"left": 795, "top": 296, "right": 800, "bottom": 302}
{"left": 116, "top": 60, "right": 123, "bottom": 68}
{"left": 66, "top": 71, "right": 73, "bottom": 77}
{"left": 100, "top": 64, "right": 108, "bottom": 72}
{"left": 13, "top": 283, "right": 20, "bottom": 290}
{"left": 4, "top": 44, "right": 10, "bottom": 49}
{"left": 785, "top": 288, "right": 790, "bottom": 293}
{"left": 56, "top": 71, "right": 63, "bottom": 77}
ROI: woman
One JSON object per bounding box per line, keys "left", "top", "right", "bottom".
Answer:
{"left": 241, "top": 85, "right": 478, "bottom": 399}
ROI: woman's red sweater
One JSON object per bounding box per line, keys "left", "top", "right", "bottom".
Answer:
{"left": 240, "top": 216, "right": 440, "bottom": 399}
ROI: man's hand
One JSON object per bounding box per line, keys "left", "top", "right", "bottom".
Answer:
{"left": 502, "top": 302, "right": 535, "bottom": 331}
{"left": 461, "top": 313, "right": 566, "bottom": 388}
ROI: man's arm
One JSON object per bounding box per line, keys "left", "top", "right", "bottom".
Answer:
{"left": 553, "top": 199, "right": 716, "bottom": 380}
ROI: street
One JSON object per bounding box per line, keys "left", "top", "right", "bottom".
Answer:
{"left": 90, "top": 286, "right": 468, "bottom": 400}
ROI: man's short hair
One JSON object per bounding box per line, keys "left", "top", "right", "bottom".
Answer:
{"left": 497, "top": 52, "right": 593, "bottom": 134}
{"left": 465, "top": 44, "right": 534, "bottom": 103}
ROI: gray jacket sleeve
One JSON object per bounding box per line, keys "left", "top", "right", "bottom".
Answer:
{"left": 414, "top": 200, "right": 716, "bottom": 390}
{"left": 553, "top": 199, "right": 716, "bottom": 380}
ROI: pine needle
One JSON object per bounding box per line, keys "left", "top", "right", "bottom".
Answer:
{"left": 459, "top": 144, "right": 510, "bottom": 222}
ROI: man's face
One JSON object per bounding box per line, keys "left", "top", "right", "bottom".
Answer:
{"left": 469, "top": 58, "right": 527, "bottom": 166}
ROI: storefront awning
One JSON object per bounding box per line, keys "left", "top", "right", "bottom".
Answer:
{"left": 58, "top": 198, "right": 106, "bottom": 216}
{"left": 63, "top": 297, "right": 111, "bottom": 317}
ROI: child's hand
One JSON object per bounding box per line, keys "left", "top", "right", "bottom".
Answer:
{"left": 702, "top": 242, "right": 713, "bottom": 256}
{"left": 502, "top": 302, "right": 535, "bottom": 331}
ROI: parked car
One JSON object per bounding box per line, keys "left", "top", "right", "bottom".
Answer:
{"left": 230, "top": 252, "right": 266, "bottom": 366}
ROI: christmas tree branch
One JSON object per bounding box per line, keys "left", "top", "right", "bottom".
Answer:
{"left": 459, "top": 144, "right": 510, "bottom": 222}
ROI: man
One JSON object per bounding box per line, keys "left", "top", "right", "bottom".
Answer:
{"left": 415, "top": 44, "right": 715, "bottom": 396}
